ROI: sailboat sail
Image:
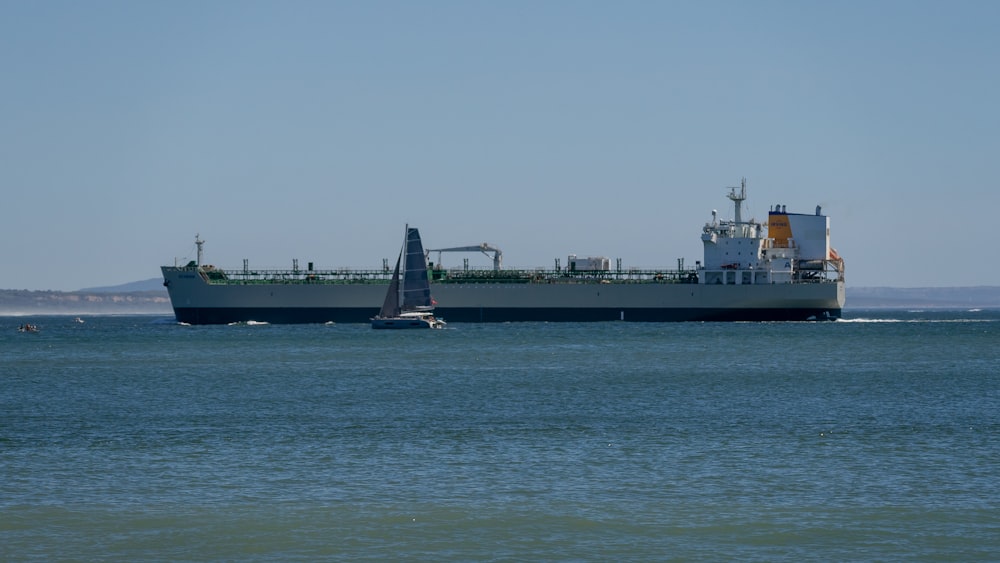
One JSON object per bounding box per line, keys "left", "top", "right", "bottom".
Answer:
{"left": 378, "top": 254, "right": 402, "bottom": 318}
{"left": 401, "top": 227, "right": 433, "bottom": 311}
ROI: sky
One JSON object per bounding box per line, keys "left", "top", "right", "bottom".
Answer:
{"left": 2, "top": 1, "right": 998, "bottom": 291}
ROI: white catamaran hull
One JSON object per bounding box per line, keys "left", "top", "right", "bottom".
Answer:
{"left": 371, "top": 313, "right": 446, "bottom": 329}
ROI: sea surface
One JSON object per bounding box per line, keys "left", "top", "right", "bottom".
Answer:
{"left": 2, "top": 311, "right": 999, "bottom": 561}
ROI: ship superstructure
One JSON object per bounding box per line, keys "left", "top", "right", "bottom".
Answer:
{"left": 161, "top": 181, "right": 845, "bottom": 324}
{"left": 699, "top": 179, "right": 844, "bottom": 286}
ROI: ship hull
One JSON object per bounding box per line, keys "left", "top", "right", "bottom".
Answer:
{"left": 170, "top": 305, "right": 839, "bottom": 324}
{"left": 162, "top": 267, "right": 844, "bottom": 324}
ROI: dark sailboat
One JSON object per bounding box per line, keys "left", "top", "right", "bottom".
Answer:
{"left": 371, "top": 226, "right": 445, "bottom": 329}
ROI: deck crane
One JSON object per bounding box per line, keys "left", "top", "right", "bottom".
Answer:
{"left": 425, "top": 243, "right": 503, "bottom": 271}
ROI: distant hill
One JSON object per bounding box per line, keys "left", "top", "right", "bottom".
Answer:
{"left": 79, "top": 278, "right": 165, "bottom": 293}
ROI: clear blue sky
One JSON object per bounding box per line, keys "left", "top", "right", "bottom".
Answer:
{"left": 2, "top": 1, "right": 997, "bottom": 290}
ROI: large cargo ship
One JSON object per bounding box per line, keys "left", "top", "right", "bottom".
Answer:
{"left": 161, "top": 181, "right": 845, "bottom": 324}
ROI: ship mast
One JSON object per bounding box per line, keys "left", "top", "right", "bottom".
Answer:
{"left": 726, "top": 178, "right": 751, "bottom": 237}
{"left": 195, "top": 234, "right": 204, "bottom": 267}
{"left": 727, "top": 177, "right": 747, "bottom": 226}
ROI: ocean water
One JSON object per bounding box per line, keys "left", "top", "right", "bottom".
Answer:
{"left": 2, "top": 310, "right": 998, "bottom": 561}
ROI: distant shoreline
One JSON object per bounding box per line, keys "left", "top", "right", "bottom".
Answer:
{"left": 0, "top": 289, "right": 171, "bottom": 316}
{"left": 846, "top": 286, "right": 1000, "bottom": 310}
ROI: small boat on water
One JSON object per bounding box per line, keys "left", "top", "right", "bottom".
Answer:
{"left": 18, "top": 323, "right": 40, "bottom": 333}
{"left": 372, "top": 226, "right": 445, "bottom": 330}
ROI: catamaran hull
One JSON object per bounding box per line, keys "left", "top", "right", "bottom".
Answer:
{"left": 162, "top": 268, "right": 844, "bottom": 324}
{"left": 371, "top": 317, "right": 445, "bottom": 329}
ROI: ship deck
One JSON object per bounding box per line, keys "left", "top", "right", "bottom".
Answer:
{"left": 172, "top": 266, "right": 708, "bottom": 286}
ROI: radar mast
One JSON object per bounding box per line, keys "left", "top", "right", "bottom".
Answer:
{"left": 195, "top": 234, "right": 204, "bottom": 267}
{"left": 727, "top": 177, "right": 747, "bottom": 226}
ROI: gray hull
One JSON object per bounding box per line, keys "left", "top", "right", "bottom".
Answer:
{"left": 162, "top": 266, "right": 844, "bottom": 324}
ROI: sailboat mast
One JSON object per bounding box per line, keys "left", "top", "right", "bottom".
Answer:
{"left": 399, "top": 224, "right": 408, "bottom": 306}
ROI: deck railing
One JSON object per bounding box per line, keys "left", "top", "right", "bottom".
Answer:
{"left": 170, "top": 263, "right": 842, "bottom": 286}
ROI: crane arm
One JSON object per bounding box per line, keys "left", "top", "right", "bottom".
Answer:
{"left": 425, "top": 243, "right": 503, "bottom": 270}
